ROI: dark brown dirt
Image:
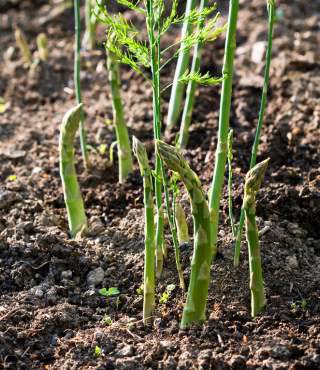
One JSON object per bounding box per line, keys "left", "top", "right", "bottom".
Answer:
{"left": 0, "top": 0, "right": 319, "bottom": 369}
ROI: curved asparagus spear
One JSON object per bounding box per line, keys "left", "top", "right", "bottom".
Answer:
{"left": 133, "top": 137, "right": 155, "bottom": 324}
{"left": 106, "top": 47, "right": 133, "bottom": 183}
{"left": 234, "top": 0, "right": 275, "bottom": 266}
{"left": 244, "top": 158, "right": 269, "bottom": 317}
{"left": 156, "top": 140, "right": 213, "bottom": 328}
{"left": 59, "top": 104, "right": 87, "bottom": 238}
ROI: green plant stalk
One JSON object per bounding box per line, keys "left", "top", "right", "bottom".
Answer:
{"left": 156, "top": 141, "right": 213, "bottom": 328}
{"left": 208, "top": 0, "right": 239, "bottom": 257}
{"left": 234, "top": 0, "right": 275, "bottom": 267}
{"left": 83, "top": 0, "right": 96, "bottom": 50}
{"left": 106, "top": 49, "right": 133, "bottom": 183}
{"left": 14, "top": 28, "right": 32, "bottom": 65}
{"left": 146, "top": 1, "right": 165, "bottom": 278}
{"left": 166, "top": 0, "right": 197, "bottom": 130}
{"left": 133, "top": 137, "right": 155, "bottom": 324}
{"left": 36, "top": 33, "right": 49, "bottom": 62}
{"left": 145, "top": 1, "right": 185, "bottom": 288}
{"left": 243, "top": 158, "right": 269, "bottom": 317}
{"left": 227, "top": 129, "right": 236, "bottom": 237}
{"left": 59, "top": 104, "right": 88, "bottom": 238}
{"left": 178, "top": 0, "right": 208, "bottom": 148}
{"left": 74, "top": 0, "right": 89, "bottom": 169}
{"left": 174, "top": 201, "right": 189, "bottom": 245}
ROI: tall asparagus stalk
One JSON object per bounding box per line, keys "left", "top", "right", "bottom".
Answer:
{"left": 145, "top": 0, "right": 165, "bottom": 278}
{"left": 166, "top": 0, "right": 197, "bottom": 130}
{"left": 209, "top": 0, "right": 239, "bottom": 257}
{"left": 156, "top": 140, "right": 213, "bottom": 328}
{"left": 233, "top": 0, "right": 275, "bottom": 267}
{"left": 133, "top": 137, "right": 155, "bottom": 324}
{"left": 106, "top": 48, "right": 133, "bottom": 183}
{"left": 74, "top": 0, "right": 89, "bottom": 169}
{"left": 83, "top": 0, "right": 97, "bottom": 50}
{"left": 178, "top": 0, "right": 208, "bottom": 148}
{"left": 243, "top": 158, "right": 269, "bottom": 316}
{"left": 59, "top": 104, "right": 87, "bottom": 238}
{"left": 14, "top": 28, "right": 31, "bottom": 66}
{"left": 227, "top": 129, "right": 236, "bottom": 237}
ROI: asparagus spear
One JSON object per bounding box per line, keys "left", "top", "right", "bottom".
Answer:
{"left": 59, "top": 104, "right": 87, "bottom": 238}
{"left": 174, "top": 201, "right": 189, "bottom": 245}
{"left": 106, "top": 47, "right": 133, "bottom": 183}
{"left": 156, "top": 140, "right": 213, "bottom": 328}
{"left": 243, "top": 158, "right": 269, "bottom": 317}
{"left": 133, "top": 137, "right": 155, "bottom": 324}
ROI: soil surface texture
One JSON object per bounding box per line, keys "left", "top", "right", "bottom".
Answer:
{"left": 0, "top": 0, "right": 319, "bottom": 369}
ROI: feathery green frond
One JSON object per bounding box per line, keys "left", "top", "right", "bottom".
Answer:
{"left": 117, "top": 0, "right": 146, "bottom": 14}
{"left": 179, "top": 69, "right": 223, "bottom": 86}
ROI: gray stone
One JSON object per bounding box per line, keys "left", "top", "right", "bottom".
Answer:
{"left": 0, "top": 190, "right": 21, "bottom": 209}
{"left": 116, "top": 344, "right": 134, "bottom": 358}
{"left": 86, "top": 267, "right": 104, "bottom": 287}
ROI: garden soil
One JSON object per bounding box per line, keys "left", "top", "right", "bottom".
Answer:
{"left": 0, "top": 0, "right": 319, "bottom": 369}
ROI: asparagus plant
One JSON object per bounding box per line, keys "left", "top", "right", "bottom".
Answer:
{"left": 36, "top": 33, "right": 49, "bottom": 62}
{"left": 106, "top": 46, "right": 133, "bottom": 183}
{"left": 156, "top": 140, "right": 213, "bottom": 328}
{"left": 208, "top": 0, "right": 239, "bottom": 258}
{"left": 178, "top": 0, "right": 207, "bottom": 148}
{"left": 132, "top": 137, "right": 155, "bottom": 324}
{"left": 227, "top": 129, "right": 236, "bottom": 237}
{"left": 234, "top": 0, "right": 276, "bottom": 266}
{"left": 74, "top": 0, "right": 89, "bottom": 168}
{"left": 166, "top": 0, "right": 197, "bottom": 130}
{"left": 83, "top": 0, "right": 97, "bottom": 50}
{"left": 243, "top": 158, "right": 269, "bottom": 316}
{"left": 174, "top": 201, "right": 189, "bottom": 245}
{"left": 14, "top": 28, "right": 32, "bottom": 66}
{"left": 59, "top": 104, "right": 87, "bottom": 238}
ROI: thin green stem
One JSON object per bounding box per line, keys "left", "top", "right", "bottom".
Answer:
{"left": 178, "top": 0, "right": 208, "bottom": 148}
{"left": 59, "top": 104, "right": 87, "bottom": 238}
{"left": 234, "top": 1, "right": 275, "bottom": 267}
{"left": 208, "top": 0, "right": 239, "bottom": 258}
{"left": 227, "top": 129, "right": 236, "bottom": 238}
{"left": 146, "top": 1, "right": 165, "bottom": 278}
{"left": 74, "top": 0, "right": 89, "bottom": 169}
{"left": 106, "top": 49, "right": 133, "bottom": 183}
{"left": 243, "top": 159, "right": 269, "bottom": 317}
{"left": 166, "top": 0, "right": 197, "bottom": 130}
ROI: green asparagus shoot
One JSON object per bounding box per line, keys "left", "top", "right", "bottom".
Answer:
{"left": 227, "top": 129, "right": 236, "bottom": 237}
{"left": 14, "top": 28, "right": 32, "bottom": 66}
{"left": 106, "top": 45, "right": 133, "bottom": 183}
{"left": 74, "top": 0, "right": 89, "bottom": 168}
{"left": 132, "top": 137, "right": 155, "bottom": 324}
{"left": 36, "top": 33, "right": 49, "bottom": 62}
{"left": 166, "top": 0, "right": 197, "bottom": 130}
{"left": 244, "top": 158, "right": 269, "bottom": 317}
{"left": 59, "top": 104, "right": 87, "bottom": 238}
{"left": 234, "top": 0, "right": 276, "bottom": 266}
{"left": 208, "top": 0, "right": 239, "bottom": 259}
{"left": 83, "top": 0, "right": 97, "bottom": 50}
{"left": 174, "top": 201, "right": 189, "bottom": 245}
{"left": 156, "top": 140, "right": 213, "bottom": 328}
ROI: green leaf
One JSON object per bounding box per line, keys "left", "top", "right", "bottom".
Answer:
{"left": 95, "top": 346, "right": 102, "bottom": 357}
{"left": 99, "top": 287, "right": 120, "bottom": 297}
{"left": 103, "top": 314, "right": 113, "bottom": 325}
{"left": 6, "top": 175, "right": 17, "bottom": 182}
